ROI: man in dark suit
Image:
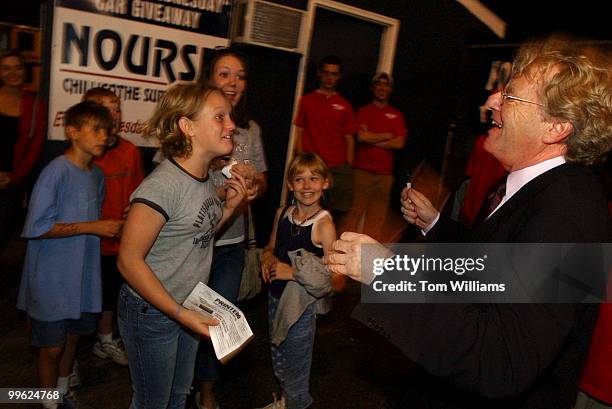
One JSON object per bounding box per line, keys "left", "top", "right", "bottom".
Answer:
{"left": 325, "top": 37, "right": 611, "bottom": 408}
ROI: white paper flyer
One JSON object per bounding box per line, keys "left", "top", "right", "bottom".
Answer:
{"left": 183, "top": 282, "right": 254, "bottom": 363}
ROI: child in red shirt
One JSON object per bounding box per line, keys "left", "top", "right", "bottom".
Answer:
{"left": 85, "top": 88, "right": 144, "bottom": 366}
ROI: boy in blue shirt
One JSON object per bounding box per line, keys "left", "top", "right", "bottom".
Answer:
{"left": 17, "top": 101, "right": 124, "bottom": 408}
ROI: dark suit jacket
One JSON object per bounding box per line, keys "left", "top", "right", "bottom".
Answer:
{"left": 354, "top": 164, "right": 610, "bottom": 409}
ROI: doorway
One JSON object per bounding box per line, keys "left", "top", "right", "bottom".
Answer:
{"left": 306, "top": 7, "right": 383, "bottom": 107}
{"left": 282, "top": 0, "right": 400, "bottom": 203}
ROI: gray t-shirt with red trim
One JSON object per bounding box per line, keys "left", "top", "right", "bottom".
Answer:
{"left": 130, "top": 158, "right": 223, "bottom": 303}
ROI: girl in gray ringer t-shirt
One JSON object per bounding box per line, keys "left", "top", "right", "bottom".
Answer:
{"left": 116, "top": 82, "right": 248, "bottom": 409}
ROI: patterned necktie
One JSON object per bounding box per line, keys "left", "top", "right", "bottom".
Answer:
{"left": 475, "top": 177, "right": 507, "bottom": 225}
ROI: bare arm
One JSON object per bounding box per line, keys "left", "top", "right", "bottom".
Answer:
{"left": 313, "top": 215, "right": 344, "bottom": 292}
{"left": 215, "top": 170, "right": 248, "bottom": 232}
{"left": 313, "top": 215, "right": 336, "bottom": 254}
{"left": 117, "top": 203, "right": 218, "bottom": 336}
{"left": 41, "top": 220, "right": 124, "bottom": 238}
{"left": 344, "top": 134, "right": 355, "bottom": 165}
{"left": 373, "top": 135, "right": 406, "bottom": 150}
{"left": 254, "top": 172, "right": 268, "bottom": 198}
{"left": 357, "top": 128, "right": 394, "bottom": 144}
{"left": 261, "top": 206, "right": 285, "bottom": 283}
{"left": 294, "top": 126, "right": 304, "bottom": 154}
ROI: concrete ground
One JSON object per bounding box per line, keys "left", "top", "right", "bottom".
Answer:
{"left": 0, "top": 223, "right": 418, "bottom": 409}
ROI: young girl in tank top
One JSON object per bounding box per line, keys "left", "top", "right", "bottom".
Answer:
{"left": 260, "top": 152, "right": 342, "bottom": 409}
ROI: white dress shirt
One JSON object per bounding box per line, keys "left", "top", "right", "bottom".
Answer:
{"left": 488, "top": 156, "right": 566, "bottom": 218}
{"left": 423, "top": 156, "right": 567, "bottom": 234}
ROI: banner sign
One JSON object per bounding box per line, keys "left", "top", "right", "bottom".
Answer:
{"left": 49, "top": 0, "right": 232, "bottom": 145}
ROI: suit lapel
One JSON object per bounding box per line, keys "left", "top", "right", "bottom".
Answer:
{"left": 471, "top": 164, "right": 570, "bottom": 242}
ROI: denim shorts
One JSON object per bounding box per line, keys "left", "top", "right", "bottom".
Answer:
{"left": 30, "top": 313, "right": 97, "bottom": 347}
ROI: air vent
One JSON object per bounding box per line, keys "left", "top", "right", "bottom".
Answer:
{"left": 231, "top": 0, "right": 304, "bottom": 53}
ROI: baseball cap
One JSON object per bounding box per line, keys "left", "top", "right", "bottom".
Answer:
{"left": 371, "top": 72, "right": 393, "bottom": 86}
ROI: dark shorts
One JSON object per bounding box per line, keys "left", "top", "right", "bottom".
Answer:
{"left": 101, "top": 255, "right": 124, "bottom": 311}
{"left": 326, "top": 162, "right": 353, "bottom": 212}
{"left": 30, "top": 313, "right": 97, "bottom": 347}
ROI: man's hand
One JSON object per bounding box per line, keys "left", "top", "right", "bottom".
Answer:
{"left": 324, "top": 232, "right": 383, "bottom": 284}
{"left": 400, "top": 188, "right": 439, "bottom": 229}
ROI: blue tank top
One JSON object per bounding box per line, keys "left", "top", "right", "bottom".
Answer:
{"left": 269, "top": 206, "right": 328, "bottom": 298}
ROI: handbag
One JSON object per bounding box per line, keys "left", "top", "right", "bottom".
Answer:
{"left": 238, "top": 205, "right": 262, "bottom": 302}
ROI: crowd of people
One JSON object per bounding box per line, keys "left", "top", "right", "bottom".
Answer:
{"left": 2, "top": 32, "right": 611, "bottom": 409}
{"left": 293, "top": 56, "right": 407, "bottom": 239}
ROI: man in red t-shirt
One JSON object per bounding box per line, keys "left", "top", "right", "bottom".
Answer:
{"left": 294, "top": 56, "right": 356, "bottom": 218}
{"left": 344, "top": 72, "right": 406, "bottom": 240}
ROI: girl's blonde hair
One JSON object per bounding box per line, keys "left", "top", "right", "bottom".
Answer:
{"left": 144, "top": 82, "right": 222, "bottom": 158}
{"left": 287, "top": 152, "right": 330, "bottom": 181}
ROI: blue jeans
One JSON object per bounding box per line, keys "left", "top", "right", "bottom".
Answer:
{"left": 118, "top": 285, "right": 199, "bottom": 409}
{"left": 268, "top": 293, "right": 316, "bottom": 409}
{"left": 195, "top": 242, "right": 245, "bottom": 381}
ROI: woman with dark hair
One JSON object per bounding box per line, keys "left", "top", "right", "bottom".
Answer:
{"left": 0, "top": 49, "right": 46, "bottom": 253}
{"left": 194, "top": 48, "right": 268, "bottom": 409}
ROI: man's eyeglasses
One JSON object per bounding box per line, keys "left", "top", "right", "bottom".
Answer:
{"left": 501, "top": 89, "right": 545, "bottom": 107}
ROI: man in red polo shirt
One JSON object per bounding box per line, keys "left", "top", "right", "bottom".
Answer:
{"left": 344, "top": 72, "right": 406, "bottom": 240}
{"left": 294, "top": 56, "right": 356, "bottom": 221}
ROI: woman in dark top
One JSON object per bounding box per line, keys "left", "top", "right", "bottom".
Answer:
{"left": 0, "top": 49, "right": 46, "bottom": 252}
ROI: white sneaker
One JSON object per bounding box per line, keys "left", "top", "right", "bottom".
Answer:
{"left": 68, "top": 360, "right": 80, "bottom": 388}
{"left": 256, "top": 394, "right": 285, "bottom": 409}
{"left": 93, "top": 338, "right": 129, "bottom": 366}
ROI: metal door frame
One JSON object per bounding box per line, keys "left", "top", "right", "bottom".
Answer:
{"left": 281, "top": 0, "right": 400, "bottom": 204}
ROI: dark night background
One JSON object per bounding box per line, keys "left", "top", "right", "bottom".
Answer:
{"left": 4, "top": 0, "right": 611, "bottom": 243}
